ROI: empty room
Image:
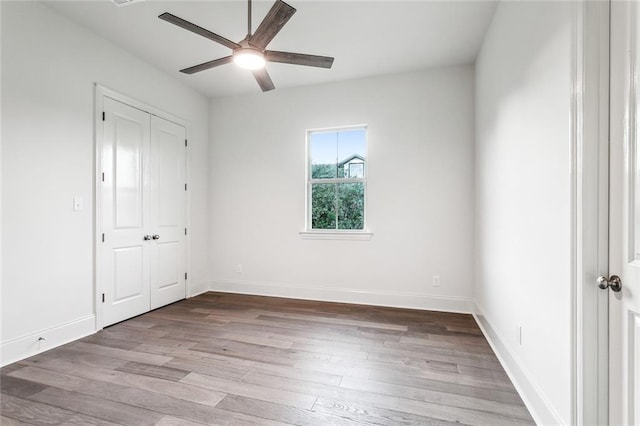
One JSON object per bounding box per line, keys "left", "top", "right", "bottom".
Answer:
{"left": 1, "top": 0, "right": 638, "bottom": 424}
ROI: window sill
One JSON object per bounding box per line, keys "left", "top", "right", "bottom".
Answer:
{"left": 299, "top": 231, "right": 373, "bottom": 241}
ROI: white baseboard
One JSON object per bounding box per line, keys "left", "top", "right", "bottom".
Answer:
{"left": 188, "top": 281, "right": 210, "bottom": 298}
{"left": 473, "top": 305, "right": 564, "bottom": 426}
{"left": 0, "top": 315, "right": 96, "bottom": 367}
{"left": 209, "top": 279, "right": 473, "bottom": 313}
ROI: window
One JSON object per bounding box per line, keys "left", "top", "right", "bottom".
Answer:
{"left": 306, "top": 126, "right": 367, "bottom": 232}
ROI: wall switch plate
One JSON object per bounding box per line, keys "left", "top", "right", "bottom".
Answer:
{"left": 235, "top": 264, "right": 242, "bottom": 274}
{"left": 432, "top": 275, "right": 440, "bottom": 287}
{"left": 73, "top": 197, "right": 83, "bottom": 211}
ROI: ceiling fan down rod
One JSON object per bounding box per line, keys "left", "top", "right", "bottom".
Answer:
{"left": 248, "top": 0, "right": 252, "bottom": 37}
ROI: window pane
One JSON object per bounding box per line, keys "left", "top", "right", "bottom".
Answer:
{"left": 310, "top": 132, "right": 337, "bottom": 179}
{"left": 337, "top": 129, "right": 366, "bottom": 178}
{"left": 311, "top": 183, "right": 336, "bottom": 229}
{"left": 337, "top": 182, "right": 364, "bottom": 230}
{"left": 347, "top": 163, "right": 364, "bottom": 178}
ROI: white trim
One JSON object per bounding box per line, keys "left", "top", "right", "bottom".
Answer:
{"left": 188, "top": 282, "right": 210, "bottom": 298}
{"left": 473, "top": 307, "right": 564, "bottom": 426}
{"left": 210, "top": 279, "right": 473, "bottom": 313}
{"left": 306, "top": 124, "right": 369, "bottom": 134}
{"left": 0, "top": 315, "right": 96, "bottom": 367}
{"left": 305, "top": 124, "right": 369, "bottom": 232}
{"left": 0, "top": 0, "right": 3, "bottom": 367}
{"left": 94, "top": 86, "right": 105, "bottom": 330}
{"left": 97, "top": 84, "right": 189, "bottom": 128}
{"left": 572, "top": 1, "right": 611, "bottom": 425}
{"left": 184, "top": 114, "right": 193, "bottom": 301}
{"left": 94, "top": 84, "right": 192, "bottom": 330}
{"left": 299, "top": 230, "right": 373, "bottom": 241}
{"left": 308, "top": 178, "right": 365, "bottom": 185}
{"left": 570, "top": 1, "right": 581, "bottom": 422}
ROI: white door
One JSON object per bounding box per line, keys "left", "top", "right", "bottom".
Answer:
{"left": 101, "top": 97, "right": 152, "bottom": 326}
{"left": 149, "top": 115, "right": 187, "bottom": 310}
{"left": 609, "top": 1, "right": 640, "bottom": 424}
{"left": 100, "top": 96, "right": 187, "bottom": 327}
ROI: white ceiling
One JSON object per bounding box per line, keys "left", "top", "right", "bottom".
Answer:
{"left": 46, "top": 0, "right": 497, "bottom": 98}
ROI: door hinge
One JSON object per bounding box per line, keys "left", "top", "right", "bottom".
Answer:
{"left": 185, "top": 272, "right": 188, "bottom": 280}
{"left": 101, "top": 172, "right": 105, "bottom": 182}
{"left": 101, "top": 233, "right": 105, "bottom": 243}
{"left": 185, "top": 183, "right": 187, "bottom": 191}
{"left": 185, "top": 228, "right": 187, "bottom": 236}
{"left": 185, "top": 139, "right": 188, "bottom": 147}
{"left": 102, "top": 293, "right": 105, "bottom": 303}
{"left": 102, "top": 112, "right": 105, "bottom": 121}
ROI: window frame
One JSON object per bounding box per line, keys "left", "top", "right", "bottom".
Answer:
{"left": 302, "top": 124, "right": 371, "bottom": 239}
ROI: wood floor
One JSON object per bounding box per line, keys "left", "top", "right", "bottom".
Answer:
{"left": 1, "top": 292, "right": 534, "bottom": 425}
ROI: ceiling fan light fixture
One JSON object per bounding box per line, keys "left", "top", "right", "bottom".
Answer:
{"left": 233, "top": 48, "right": 266, "bottom": 70}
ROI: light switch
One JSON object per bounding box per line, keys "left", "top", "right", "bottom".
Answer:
{"left": 73, "top": 197, "right": 84, "bottom": 211}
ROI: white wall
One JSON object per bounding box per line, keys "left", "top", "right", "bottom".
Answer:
{"left": 474, "top": 2, "right": 574, "bottom": 424}
{"left": 209, "top": 66, "right": 475, "bottom": 311}
{"left": 0, "top": 1, "right": 209, "bottom": 365}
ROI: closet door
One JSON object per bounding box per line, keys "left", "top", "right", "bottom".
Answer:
{"left": 149, "top": 116, "right": 187, "bottom": 310}
{"left": 101, "top": 97, "right": 151, "bottom": 326}
{"left": 100, "top": 96, "right": 187, "bottom": 327}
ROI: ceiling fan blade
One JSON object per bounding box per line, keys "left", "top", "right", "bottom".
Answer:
{"left": 180, "top": 56, "right": 233, "bottom": 74}
{"left": 159, "top": 13, "right": 240, "bottom": 50}
{"left": 266, "top": 50, "right": 334, "bottom": 69}
{"left": 252, "top": 68, "right": 275, "bottom": 92}
{"left": 249, "top": 0, "right": 296, "bottom": 49}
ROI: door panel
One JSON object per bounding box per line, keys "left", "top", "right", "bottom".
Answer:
{"left": 101, "top": 97, "right": 151, "bottom": 326}
{"left": 609, "top": 1, "right": 640, "bottom": 424}
{"left": 158, "top": 131, "right": 181, "bottom": 227}
{"left": 149, "top": 116, "right": 186, "bottom": 310}
{"left": 113, "top": 246, "right": 144, "bottom": 301}
{"left": 157, "top": 242, "right": 180, "bottom": 290}
{"left": 114, "top": 117, "right": 144, "bottom": 229}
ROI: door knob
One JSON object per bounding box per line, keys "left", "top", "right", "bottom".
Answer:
{"left": 143, "top": 235, "right": 152, "bottom": 241}
{"left": 152, "top": 234, "right": 160, "bottom": 240}
{"left": 596, "top": 275, "right": 622, "bottom": 292}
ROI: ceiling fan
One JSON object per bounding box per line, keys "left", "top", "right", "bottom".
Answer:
{"left": 159, "top": 0, "right": 335, "bottom": 92}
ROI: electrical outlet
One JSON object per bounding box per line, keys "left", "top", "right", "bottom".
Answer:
{"left": 235, "top": 264, "right": 242, "bottom": 274}
{"left": 432, "top": 275, "right": 440, "bottom": 287}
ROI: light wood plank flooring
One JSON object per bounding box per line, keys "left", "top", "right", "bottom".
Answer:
{"left": 1, "top": 292, "right": 534, "bottom": 425}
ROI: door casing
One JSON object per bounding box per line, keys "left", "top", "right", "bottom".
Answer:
{"left": 608, "top": 1, "right": 640, "bottom": 423}
{"left": 573, "top": 0, "right": 610, "bottom": 424}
